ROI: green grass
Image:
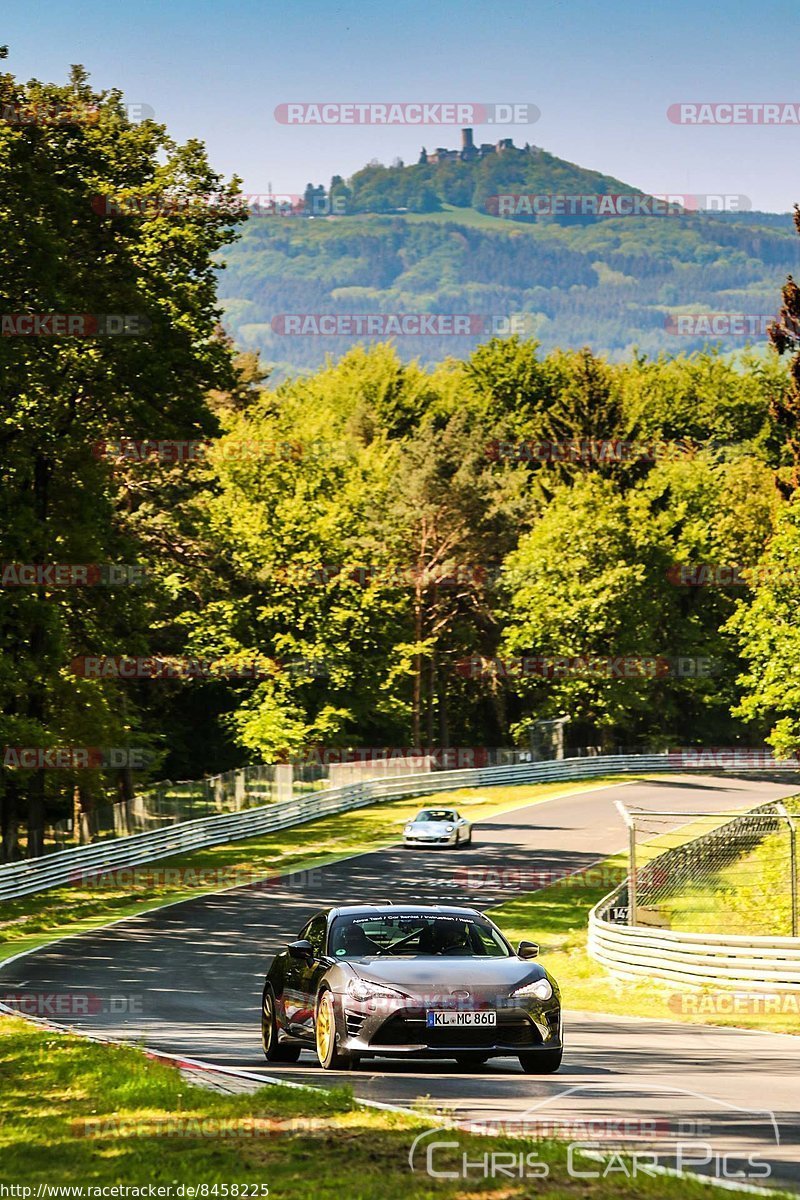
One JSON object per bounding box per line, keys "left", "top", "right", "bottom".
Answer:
{"left": 0, "top": 1014, "right": 742, "bottom": 1198}
{"left": 0, "top": 777, "right": 621, "bottom": 963}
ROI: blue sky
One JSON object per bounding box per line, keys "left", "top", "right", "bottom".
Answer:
{"left": 8, "top": 0, "right": 800, "bottom": 211}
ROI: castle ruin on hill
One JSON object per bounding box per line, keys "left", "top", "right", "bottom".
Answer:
{"left": 419, "top": 127, "right": 542, "bottom": 165}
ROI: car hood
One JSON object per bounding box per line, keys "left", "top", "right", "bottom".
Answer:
{"left": 350, "top": 956, "right": 548, "bottom": 993}
{"left": 406, "top": 821, "right": 452, "bottom": 833}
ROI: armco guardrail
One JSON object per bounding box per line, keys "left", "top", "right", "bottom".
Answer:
{"left": 589, "top": 898, "right": 800, "bottom": 987}
{"left": 2, "top": 751, "right": 797, "bottom": 904}
{"left": 0, "top": 752, "right": 675, "bottom": 901}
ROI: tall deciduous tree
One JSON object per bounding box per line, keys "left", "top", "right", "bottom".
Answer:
{"left": 0, "top": 60, "right": 243, "bottom": 855}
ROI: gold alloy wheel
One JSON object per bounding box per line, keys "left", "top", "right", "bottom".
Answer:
{"left": 316, "top": 994, "right": 333, "bottom": 1063}
{"left": 262, "top": 991, "right": 273, "bottom": 1052}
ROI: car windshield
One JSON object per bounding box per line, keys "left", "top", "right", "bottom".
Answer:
{"left": 414, "top": 810, "right": 456, "bottom": 822}
{"left": 328, "top": 913, "right": 510, "bottom": 958}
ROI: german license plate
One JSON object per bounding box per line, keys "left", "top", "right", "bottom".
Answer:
{"left": 426, "top": 1010, "right": 497, "bottom": 1027}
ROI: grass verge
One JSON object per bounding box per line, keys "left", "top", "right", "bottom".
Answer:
{"left": 0, "top": 1014, "right": 739, "bottom": 1198}
{"left": 0, "top": 777, "right": 622, "bottom": 963}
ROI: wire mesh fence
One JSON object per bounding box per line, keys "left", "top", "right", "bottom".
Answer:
{"left": 618, "top": 800, "right": 799, "bottom": 937}
{"left": 42, "top": 765, "right": 292, "bottom": 853}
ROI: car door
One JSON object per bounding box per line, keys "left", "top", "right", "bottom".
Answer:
{"left": 296, "top": 912, "right": 331, "bottom": 1039}
{"left": 282, "top": 920, "right": 315, "bottom": 1033}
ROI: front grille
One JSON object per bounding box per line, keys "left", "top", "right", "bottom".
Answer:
{"left": 371, "top": 1013, "right": 541, "bottom": 1048}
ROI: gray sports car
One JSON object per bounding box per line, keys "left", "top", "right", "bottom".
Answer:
{"left": 261, "top": 903, "right": 562, "bottom": 1072}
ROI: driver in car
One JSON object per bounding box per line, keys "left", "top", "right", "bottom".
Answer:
{"left": 427, "top": 917, "right": 471, "bottom": 955}
{"left": 331, "top": 922, "right": 377, "bottom": 957}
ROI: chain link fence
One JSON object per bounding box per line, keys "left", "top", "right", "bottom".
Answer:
{"left": 43, "top": 765, "right": 292, "bottom": 852}
{"left": 612, "top": 799, "right": 799, "bottom": 937}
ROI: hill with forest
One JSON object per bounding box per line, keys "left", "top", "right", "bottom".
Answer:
{"left": 216, "top": 138, "right": 800, "bottom": 378}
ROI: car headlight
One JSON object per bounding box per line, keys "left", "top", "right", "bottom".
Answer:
{"left": 511, "top": 978, "right": 554, "bottom": 1001}
{"left": 346, "top": 978, "right": 408, "bottom": 1002}
{"left": 445, "top": 825, "right": 454, "bottom": 832}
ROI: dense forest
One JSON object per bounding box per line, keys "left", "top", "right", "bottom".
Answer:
{"left": 218, "top": 145, "right": 800, "bottom": 375}
{"left": 6, "top": 62, "right": 800, "bottom": 857}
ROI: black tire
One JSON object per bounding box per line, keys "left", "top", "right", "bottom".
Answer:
{"left": 315, "top": 990, "right": 354, "bottom": 1070}
{"left": 261, "top": 985, "right": 301, "bottom": 1063}
{"left": 518, "top": 1047, "right": 563, "bottom": 1074}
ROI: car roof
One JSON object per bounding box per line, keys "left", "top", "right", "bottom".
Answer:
{"left": 327, "top": 903, "right": 482, "bottom": 918}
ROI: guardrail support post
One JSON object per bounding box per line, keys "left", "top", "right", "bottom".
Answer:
{"left": 792, "top": 823, "right": 798, "bottom": 938}
{"left": 275, "top": 764, "right": 293, "bottom": 804}
{"left": 776, "top": 802, "right": 798, "bottom": 937}
{"left": 628, "top": 818, "right": 638, "bottom": 927}
{"left": 614, "top": 799, "right": 637, "bottom": 925}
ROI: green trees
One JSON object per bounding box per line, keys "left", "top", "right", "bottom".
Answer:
{"left": 500, "top": 453, "right": 781, "bottom": 750}
{"left": 0, "top": 61, "right": 243, "bottom": 855}
{"left": 728, "top": 497, "right": 800, "bottom": 755}
{"left": 726, "top": 233, "right": 800, "bottom": 755}
{"left": 184, "top": 338, "right": 787, "bottom": 762}
{"left": 6, "top": 54, "right": 800, "bottom": 857}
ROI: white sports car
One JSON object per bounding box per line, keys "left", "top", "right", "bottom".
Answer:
{"left": 403, "top": 807, "right": 472, "bottom": 847}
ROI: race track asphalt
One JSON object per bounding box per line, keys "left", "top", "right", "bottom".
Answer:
{"left": 2, "top": 773, "right": 799, "bottom": 1190}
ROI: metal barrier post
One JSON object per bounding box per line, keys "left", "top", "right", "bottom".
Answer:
{"left": 615, "top": 800, "right": 637, "bottom": 925}
{"left": 777, "top": 802, "right": 798, "bottom": 937}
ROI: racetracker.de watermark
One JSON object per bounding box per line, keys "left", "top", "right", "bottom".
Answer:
{"left": 270, "top": 314, "right": 533, "bottom": 337}
{"left": 293, "top": 746, "right": 525, "bottom": 769}
{"left": 69, "top": 655, "right": 273, "bottom": 681}
{"left": 0, "top": 563, "right": 144, "bottom": 587}
{"left": 667, "top": 747, "right": 797, "bottom": 769}
{"left": 665, "top": 314, "right": 774, "bottom": 337}
{"left": 0, "top": 101, "right": 153, "bottom": 126}
{"left": 0, "top": 314, "right": 150, "bottom": 337}
{"left": 92, "top": 191, "right": 347, "bottom": 218}
{"left": 669, "top": 991, "right": 800, "bottom": 1016}
{"left": 73, "top": 1115, "right": 322, "bottom": 1139}
{"left": 452, "top": 865, "right": 627, "bottom": 892}
{"left": 668, "top": 102, "right": 800, "bottom": 124}
{"left": 488, "top": 193, "right": 750, "bottom": 217}
{"left": 92, "top": 438, "right": 308, "bottom": 464}
{"left": 266, "top": 562, "right": 498, "bottom": 589}
{"left": 0, "top": 992, "right": 142, "bottom": 1016}
{"left": 667, "top": 563, "right": 800, "bottom": 586}
{"left": 486, "top": 438, "right": 693, "bottom": 465}
{"left": 71, "top": 866, "right": 325, "bottom": 892}
{"left": 274, "top": 102, "right": 539, "bottom": 125}
{"left": 456, "top": 655, "right": 719, "bottom": 679}
{"left": 2, "top": 747, "right": 153, "bottom": 769}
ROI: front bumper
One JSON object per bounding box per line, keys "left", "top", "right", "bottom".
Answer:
{"left": 336, "top": 996, "right": 562, "bottom": 1057}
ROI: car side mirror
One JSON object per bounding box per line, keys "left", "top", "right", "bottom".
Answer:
{"left": 287, "top": 938, "right": 314, "bottom": 960}
{"left": 517, "top": 940, "right": 539, "bottom": 959}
